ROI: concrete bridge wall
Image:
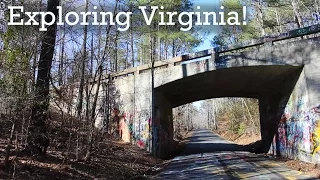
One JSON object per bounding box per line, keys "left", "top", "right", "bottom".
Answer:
{"left": 268, "top": 39, "right": 320, "bottom": 163}
{"left": 49, "top": 34, "right": 319, "bottom": 162}
{"left": 107, "top": 36, "right": 320, "bottom": 163}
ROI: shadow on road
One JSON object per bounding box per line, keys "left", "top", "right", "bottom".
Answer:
{"left": 156, "top": 130, "right": 317, "bottom": 179}
{"left": 158, "top": 152, "right": 317, "bottom": 180}
{"left": 181, "top": 130, "right": 250, "bottom": 156}
{"left": 182, "top": 143, "right": 249, "bottom": 155}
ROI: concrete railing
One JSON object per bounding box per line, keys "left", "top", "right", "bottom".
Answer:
{"left": 108, "top": 24, "right": 320, "bottom": 80}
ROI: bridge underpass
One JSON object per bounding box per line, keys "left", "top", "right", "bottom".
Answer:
{"left": 88, "top": 28, "right": 320, "bottom": 164}
{"left": 154, "top": 65, "right": 303, "bottom": 157}
{"left": 156, "top": 65, "right": 302, "bottom": 107}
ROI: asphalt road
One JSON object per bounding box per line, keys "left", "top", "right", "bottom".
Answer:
{"left": 155, "top": 130, "right": 318, "bottom": 180}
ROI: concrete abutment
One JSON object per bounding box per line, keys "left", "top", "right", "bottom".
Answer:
{"left": 153, "top": 90, "right": 174, "bottom": 158}
{"left": 90, "top": 37, "right": 320, "bottom": 163}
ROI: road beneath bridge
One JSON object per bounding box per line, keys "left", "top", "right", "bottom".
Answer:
{"left": 155, "top": 130, "right": 317, "bottom": 180}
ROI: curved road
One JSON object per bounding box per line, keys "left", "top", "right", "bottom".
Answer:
{"left": 155, "top": 130, "right": 318, "bottom": 180}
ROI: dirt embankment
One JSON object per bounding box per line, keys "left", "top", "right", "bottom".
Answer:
{"left": 218, "top": 131, "right": 261, "bottom": 145}
{"left": 0, "top": 137, "right": 169, "bottom": 180}
{"left": 0, "top": 124, "right": 192, "bottom": 179}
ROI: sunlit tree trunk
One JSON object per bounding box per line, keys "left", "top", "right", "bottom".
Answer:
{"left": 291, "top": 0, "right": 304, "bottom": 28}
{"left": 76, "top": 0, "right": 89, "bottom": 160}
{"left": 255, "top": 0, "right": 266, "bottom": 36}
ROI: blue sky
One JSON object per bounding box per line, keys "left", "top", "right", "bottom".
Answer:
{"left": 192, "top": 0, "right": 221, "bottom": 51}
{"left": 197, "top": 35, "right": 214, "bottom": 51}
{"left": 189, "top": 0, "right": 221, "bottom": 107}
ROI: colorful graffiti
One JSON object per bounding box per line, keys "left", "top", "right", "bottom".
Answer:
{"left": 110, "top": 109, "right": 153, "bottom": 150}
{"left": 135, "top": 117, "right": 151, "bottom": 149}
{"left": 312, "top": 121, "right": 320, "bottom": 155}
{"left": 111, "top": 108, "right": 134, "bottom": 143}
{"left": 119, "top": 116, "right": 131, "bottom": 142}
{"left": 111, "top": 107, "right": 173, "bottom": 155}
{"left": 273, "top": 101, "right": 320, "bottom": 161}
{"left": 111, "top": 107, "right": 153, "bottom": 150}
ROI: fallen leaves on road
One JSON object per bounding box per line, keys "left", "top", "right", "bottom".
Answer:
{"left": 272, "top": 156, "right": 320, "bottom": 178}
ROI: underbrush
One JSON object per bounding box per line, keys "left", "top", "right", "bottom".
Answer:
{"left": 0, "top": 108, "right": 167, "bottom": 179}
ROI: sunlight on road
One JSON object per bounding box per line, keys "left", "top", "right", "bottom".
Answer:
{"left": 156, "top": 130, "right": 316, "bottom": 180}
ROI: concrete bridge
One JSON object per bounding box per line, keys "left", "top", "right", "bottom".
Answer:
{"left": 90, "top": 25, "right": 320, "bottom": 163}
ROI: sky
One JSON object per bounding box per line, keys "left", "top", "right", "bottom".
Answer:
{"left": 197, "top": 35, "right": 214, "bottom": 51}
{"left": 188, "top": 0, "right": 221, "bottom": 108}
{"left": 194, "top": 0, "right": 219, "bottom": 51}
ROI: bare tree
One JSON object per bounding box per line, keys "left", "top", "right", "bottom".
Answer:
{"left": 26, "top": 0, "right": 59, "bottom": 156}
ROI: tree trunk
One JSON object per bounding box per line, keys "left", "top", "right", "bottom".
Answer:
{"left": 26, "top": 0, "right": 59, "bottom": 156}
{"left": 106, "top": 78, "right": 110, "bottom": 134}
{"left": 114, "top": 2, "right": 119, "bottom": 72}
{"left": 76, "top": 0, "right": 89, "bottom": 118}
{"left": 58, "top": 23, "right": 65, "bottom": 86}
{"left": 114, "top": 32, "right": 119, "bottom": 71}
{"left": 255, "top": 0, "right": 265, "bottom": 36}
{"left": 172, "top": 40, "right": 175, "bottom": 58}
{"left": 84, "top": 66, "right": 103, "bottom": 161}
{"left": 130, "top": 4, "right": 134, "bottom": 67}
{"left": 4, "top": 112, "right": 15, "bottom": 168}
{"left": 75, "top": 0, "right": 88, "bottom": 161}
{"left": 125, "top": 41, "right": 129, "bottom": 69}
{"left": 212, "top": 100, "right": 217, "bottom": 130}
{"left": 291, "top": 0, "right": 304, "bottom": 28}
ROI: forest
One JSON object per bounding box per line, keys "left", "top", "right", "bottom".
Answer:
{"left": 0, "top": 0, "right": 319, "bottom": 179}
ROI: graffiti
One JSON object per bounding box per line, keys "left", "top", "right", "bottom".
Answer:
{"left": 111, "top": 108, "right": 135, "bottom": 143}
{"left": 137, "top": 140, "right": 145, "bottom": 148}
{"left": 312, "top": 121, "right": 320, "bottom": 155}
{"left": 119, "top": 116, "right": 130, "bottom": 142}
{"left": 110, "top": 107, "right": 154, "bottom": 150}
{"left": 297, "top": 95, "right": 307, "bottom": 113}
{"left": 131, "top": 111, "right": 152, "bottom": 149}
{"left": 141, "top": 118, "right": 150, "bottom": 139}
{"left": 275, "top": 101, "right": 320, "bottom": 160}
{"left": 277, "top": 122, "right": 287, "bottom": 151}
{"left": 289, "top": 24, "right": 320, "bottom": 36}
{"left": 314, "top": 104, "right": 320, "bottom": 114}
{"left": 301, "top": 121, "right": 311, "bottom": 153}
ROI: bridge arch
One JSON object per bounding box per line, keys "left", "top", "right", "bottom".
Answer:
{"left": 155, "top": 65, "right": 303, "bottom": 107}
{"left": 153, "top": 64, "right": 303, "bottom": 157}
{"left": 110, "top": 36, "right": 320, "bottom": 162}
